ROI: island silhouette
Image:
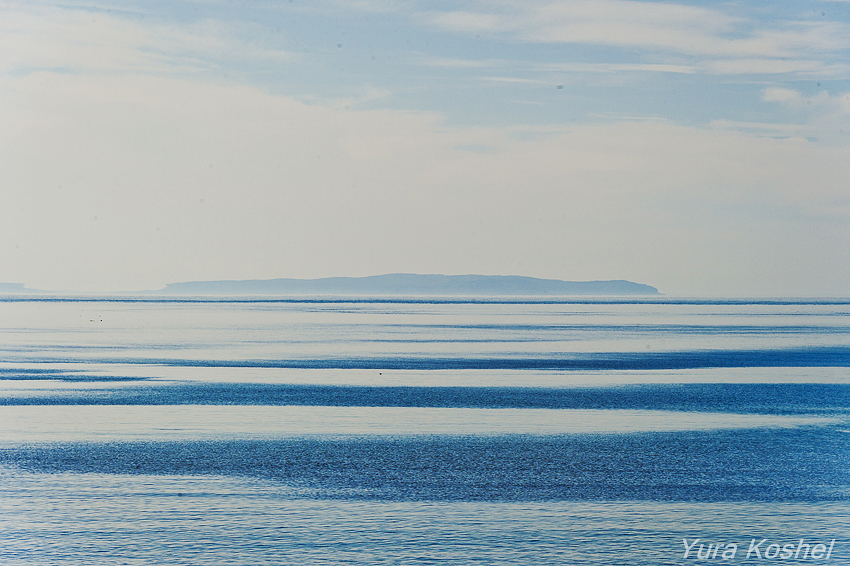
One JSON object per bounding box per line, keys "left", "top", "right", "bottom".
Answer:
{"left": 157, "top": 274, "right": 660, "bottom": 295}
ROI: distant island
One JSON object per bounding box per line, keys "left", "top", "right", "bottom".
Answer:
{"left": 157, "top": 274, "right": 660, "bottom": 296}
{"left": 0, "top": 283, "right": 46, "bottom": 294}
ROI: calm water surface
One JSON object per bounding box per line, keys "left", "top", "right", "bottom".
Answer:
{"left": 1, "top": 297, "right": 848, "bottom": 564}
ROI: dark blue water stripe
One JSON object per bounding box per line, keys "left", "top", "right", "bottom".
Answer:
{"left": 374, "top": 324, "right": 850, "bottom": 335}
{"left": 4, "top": 428, "right": 848, "bottom": 501}
{"left": 5, "top": 347, "right": 850, "bottom": 370}
{"left": 4, "top": 383, "right": 849, "bottom": 415}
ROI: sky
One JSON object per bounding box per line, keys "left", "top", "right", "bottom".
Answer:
{"left": 1, "top": 0, "right": 849, "bottom": 295}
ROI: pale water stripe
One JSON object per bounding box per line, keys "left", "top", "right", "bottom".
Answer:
{"left": 0, "top": 405, "right": 839, "bottom": 443}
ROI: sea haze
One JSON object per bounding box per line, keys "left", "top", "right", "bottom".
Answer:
{"left": 0, "top": 296, "right": 848, "bottom": 565}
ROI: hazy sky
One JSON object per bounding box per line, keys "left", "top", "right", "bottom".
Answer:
{"left": 2, "top": 0, "right": 849, "bottom": 295}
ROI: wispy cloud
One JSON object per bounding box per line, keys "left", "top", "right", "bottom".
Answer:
{"left": 423, "top": 0, "right": 850, "bottom": 76}
{"left": 703, "top": 59, "right": 847, "bottom": 76}
{"left": 415, "top": 57, "right": 696, "bottom": 77}
{"left": 709, "top": 119, "right": 815, "bottom": 138}
{"left": 760, "top": 87, "right": 850, "bottom": 144}
{"left": 479, "top": 76, "right": 548, "bottom": 84}
{"left": 763, "top": 87, "right": 850, "bottom": 114}
{"left": 413, "top": 55, "right": 500, "bottom": 69}
{"left": 538, "top": 62, "right": 696, "bottom": 74}
{"left": 428, "top": 0, "right": 740, "bottom": 53}
{"left": 0, "top": 4, "right": 297, "bottom": 76}
{"left": 426, "top": 1, "right": 849, "bottom": 56}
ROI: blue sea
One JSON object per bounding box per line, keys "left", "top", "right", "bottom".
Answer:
{"left": 1, "top": 296, "right": 848, "bottom": 564}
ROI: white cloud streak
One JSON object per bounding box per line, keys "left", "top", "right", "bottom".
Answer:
{"left": 538, "top": 62, "right": 696, "bottom": 74}
{"left": 0, "top": 4, "right": 296, "bottom": 76}
{"left": 703, "top": 59, "right": 847, "bottom": 76}
{"left": 427, "top": 1, "right": 850, "bottom": 56}
{"left": 414, "top": 56, "right": 501, "bottom": 68}
{"left": 423, "top": 0, "right": 850, "bottom": 76}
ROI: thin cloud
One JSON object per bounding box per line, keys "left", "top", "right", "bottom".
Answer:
{"left": 709, "top": 119, "right": 815, "bottom": 137}
{"left": 763, "top": 87, "right": 850, "bottom": 114}
{"left": 415, "top": 59, "right": 697, "bottom": 87}
{"left": 413, "top": 55, "right": 500, "bottom": 68}
{"left": 762, "top": 87, "right": 801, "bottom": 103}
{"left": 424, "top": 1, "right": 850, "bottom": 74}
{"left": 703, "top": 58, "right": 847, "bottom": 76}
{"left": 0, "top": 5, "right": 297, "bottom": 76}
{"left": 761, "top": 87, "right": 850, "bottom": 145}
{"left": 479, "top": 76, "right": 548, "bottom": 84}
{"left": 537, "top": 62, "right": 696, "bottom": 74}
